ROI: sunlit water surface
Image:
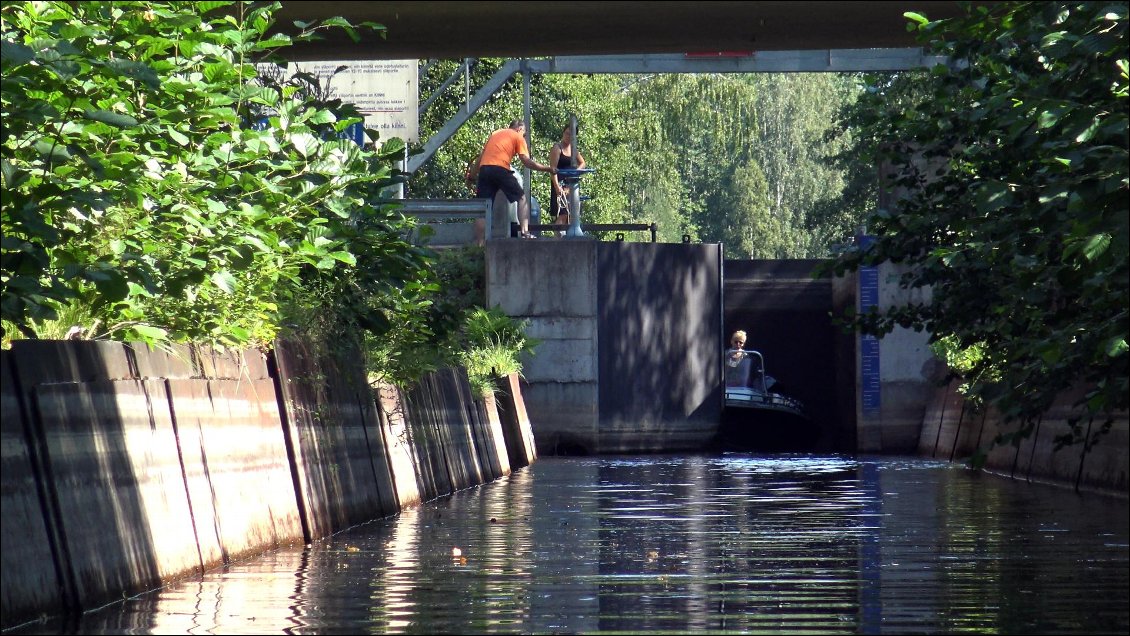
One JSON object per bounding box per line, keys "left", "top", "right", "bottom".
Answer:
{"left": 13, "top": 454, "right": 1129, "bottom": 635}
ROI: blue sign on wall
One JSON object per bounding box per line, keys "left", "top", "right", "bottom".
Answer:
{"left": 858, "top": 236, "right": 880, "bottom": 415}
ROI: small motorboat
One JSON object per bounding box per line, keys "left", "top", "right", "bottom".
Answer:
{"left": 718, "top": 348, "right": 817, "bottom": 451}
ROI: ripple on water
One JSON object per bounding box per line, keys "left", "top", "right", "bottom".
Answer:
{"left": 13, "top": 454, "right": 1128, "bottom": 635}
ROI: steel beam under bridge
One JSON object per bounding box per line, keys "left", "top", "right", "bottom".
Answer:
{"left": 525, "top": 49, "right": 946, "bottom": 74}
{"left": 408, "top": 49, "right": 944, "bottom": 174}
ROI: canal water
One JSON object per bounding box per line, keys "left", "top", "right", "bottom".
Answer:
{"left": 13, "top": 454, "right": 1129, "bottom": 635}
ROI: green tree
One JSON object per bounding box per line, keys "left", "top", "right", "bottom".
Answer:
{"left": 826, "top": 2, "right": 1128, "bottom": 450}
{"left": 748, "top": 73, "right": 861, "bottom": 257}
{"left": 819, "top": 71, "right": 936, "bottom": 253}
{"left": 411, "top": 66, "right": 865, "bottom": 254}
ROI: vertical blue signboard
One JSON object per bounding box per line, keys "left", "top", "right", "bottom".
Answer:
{"left": 344, "top": 121, "right": 365, "bottom": 147}
{"left": 858, "top": 235, "right": 881, "bottom": 415}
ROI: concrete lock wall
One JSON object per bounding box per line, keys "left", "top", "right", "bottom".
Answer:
{"left": 488, "top": 240, "right": 601, "bottom": 454}
{"left": 855, "top": 260, "right": 939, "bottom": 454}
{"left": 0, "top": 340, "right": 536, "bottom": 629}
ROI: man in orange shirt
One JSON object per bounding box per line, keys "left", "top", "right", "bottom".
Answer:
{"left": 467, "top": 118, "right": 556, "bottom": 238}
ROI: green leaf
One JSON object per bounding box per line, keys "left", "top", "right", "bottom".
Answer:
{"left": 289, "top": 132, "right": 317, "bottom": 157}
{"left": 1081, "top": 233, "right": 1111, "bottom": 261}
{"left": 83, "top": 109, "right": 139, "bottom": 128}
{"left": 1037, "top": 109, "right": 1061, "bottom": 129}
{"left": 253, "top": 34, "right": 292, "bottom": 50}
{"left": 1, "top": 159, "right": 30, "bottom": 189}
{"left": 1037, "top": 189, "right": 1069, "bottom": 205}
{"left": 320, "top": 16, "right": 353, "bottom": 29}
{"left": 167, "top": 128, "right": 191, "bottom": 146}
{"left": 973, "top": 181, "right": 1011, "bottom": 213}
{"left": 34, "top": 140, "right": 72, "bottom": 162}
{"left": 1075, "top": 116, "right": 1102, "bottom": 143}
{"left": 92, "top": 271, "right": 129, "bottom": 302}
{"left": 211, "top": 270, "right": 237, "bottom": 294}
{"left": 103, "top": 59, "right": 160, "bottom": 89}
{"left": 308, "top": 109, "right": 336, "bottom": 125}
{"left": 227, "top": 326, "right": 250, "bottom": 341}
{"left": 1038, "top": 342, "right": 1061, "bottom": 365}
{"left": 127, "top": 282, "right": 155, "bottom": 298}
{"left": 1040, "top": 31, "right": 1068, "bottom": 49}
{"left": 131, "top": 324, "right": 169, "bottom": 340}
{"left": 195, "top": 1, "right": 233, "bottom": 14}
{"left": 904, "top": 12, "right": 929, "bottom": 26}
{"left": 1106, "top": 338, "right": 1129, "bottom": 357}
{"left": 0, "top": 40, "right": 36, "bottom": 68}
{"left": 329, "top": 250, "right": 357, "bottom": 266}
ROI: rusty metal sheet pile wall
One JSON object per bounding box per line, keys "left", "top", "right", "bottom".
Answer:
{"left": 0, "top": 350, "right": 65, "bottom": 621}
{"left": 1, "top": 340, "right": 533, "bottom": 628}
{"left": 919, "top": 382, "right": 1128, "bottom": 495}
{"left": 169, "top": 377, "right": 304, "bottom": 561}
{"left": 403, "top": 377, "right": 454, "bottom": 501}
{"left": 376, "top": 384, "right": 422, "bottom": 508}
{"left": 477, "top": 392, "right": 512, "bottom": 479}
{"left": 429, "top": 370, "right": 483, "bottom": 491}
{"left": 493, "top": 373, "right": 537, "bottom": 469}
{"left": 273, "top": 339, "right": 397, "bottom": 537}
{"left": 31, "top": 380, "right": 200, "bottom": 605}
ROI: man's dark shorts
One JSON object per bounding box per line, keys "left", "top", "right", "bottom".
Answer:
{"left": 476, "top": 165, "right": 524, "bottom": 204}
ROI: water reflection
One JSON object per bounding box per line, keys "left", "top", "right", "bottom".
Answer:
{"left": 14, "top": 454, "right": 1128, "bottom": 635}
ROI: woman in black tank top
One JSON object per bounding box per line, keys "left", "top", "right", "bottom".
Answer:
{"left": 548, "top": 124, "right": 587, "bottom": 228}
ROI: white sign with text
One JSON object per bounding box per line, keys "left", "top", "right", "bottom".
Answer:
{"left": 267, "top": 59, "right": 419, "bottom": 145}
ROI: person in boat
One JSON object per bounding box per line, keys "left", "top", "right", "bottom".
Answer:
{"left": 725, "top": 330, "right": 780, "bottom": 392}
{"left": 727, "top": 331, "right": 747, "bottom": 361}
{"left": 725, "top": 330, "right": 751, "bottom": 387}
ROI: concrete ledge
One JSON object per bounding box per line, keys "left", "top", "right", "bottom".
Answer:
{"left": 598, "top": 417, "right": 718, "bottom": 454}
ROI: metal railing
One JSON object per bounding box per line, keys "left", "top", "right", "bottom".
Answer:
{"left": 398, "top": 198, "right": 491, "bottom": 246}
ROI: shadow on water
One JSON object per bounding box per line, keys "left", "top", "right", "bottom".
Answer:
{"left": 14, "top": 453, "right": 1129, "bottom": 635}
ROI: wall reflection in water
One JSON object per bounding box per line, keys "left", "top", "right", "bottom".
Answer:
{"left": 20, "top": 455, "right": 1128, "bottom": 635}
